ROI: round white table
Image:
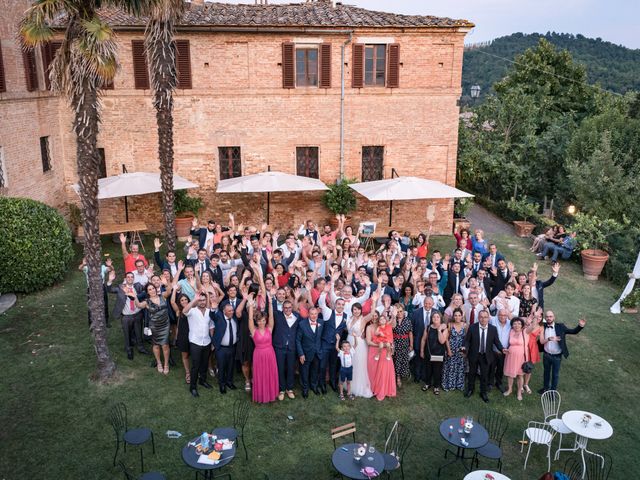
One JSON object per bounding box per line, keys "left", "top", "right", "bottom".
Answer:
{"left": 464, "top": 470, "right": 511, "bottom": 480}
{"left": 561, "top": 410, "right": 613, "bottom": 479}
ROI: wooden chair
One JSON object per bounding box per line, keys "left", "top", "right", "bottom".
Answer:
{"left": 331, "top": 422, "right": 356, "bottom": 449}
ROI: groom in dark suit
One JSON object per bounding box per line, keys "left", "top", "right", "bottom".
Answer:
{"left": 211, "top": 303, "right": 239, "bottom": 394}
{"left": 464, "top": 309, "right": 506, "bottom": 402}
{"left": 296, "top": 307, "right": 324, "bottom": 398}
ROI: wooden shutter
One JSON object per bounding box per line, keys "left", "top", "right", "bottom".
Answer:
{"left": 41, "top": 41, "right": 62, "bottom": 90}
{"left": 387, "top": 43, "right": 400, "bottom": 88}
{"left": 131, "top": 40, "right": 149, "bottom": 90}
{"left": 282, "top": 42, "right": 295, "bottom": 89}
{"left": 319, "top": 43, "right": 331, "bottom": 89}
{"left": 352, "top": 43, "right": 364, "bottom": 88}
{"left": 175, "top": 40, "right": 192, "bottom": 89}
{"left": 0, "top": 43, "right": 6, "bottom": 93}
{"left": 23, "top": 49, "right": 38, "bottom": 92}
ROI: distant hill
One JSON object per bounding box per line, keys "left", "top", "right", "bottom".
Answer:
{"left": 462, "top": 32, "right": 640, "bottom": 98}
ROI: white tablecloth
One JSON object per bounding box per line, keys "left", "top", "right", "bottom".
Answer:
{"left": 464, "top": 470, "right": 511, "bottom": 480}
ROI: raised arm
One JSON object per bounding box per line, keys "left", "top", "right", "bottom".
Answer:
{"left": 182, "top": 292, "right": 200, "bottom": 315}
{"left": 119, "top": 233, "right": 128, "bottom": 259}
{"left": 267, "top": 294, "right": 275, "bottom": 331}
{"left": 248, "top": 300, "right": 256, "bottom": 336}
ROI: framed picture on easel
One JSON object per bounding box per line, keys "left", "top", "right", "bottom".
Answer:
{"left": 359, "top": 221, "right": 377, "bottom": 236}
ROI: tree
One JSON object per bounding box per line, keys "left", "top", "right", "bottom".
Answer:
{"left": 145, "top": 0, "right": 185, "bottom": 252}
{"left": 20, "top": 0, "right": 151, "bottom": 382}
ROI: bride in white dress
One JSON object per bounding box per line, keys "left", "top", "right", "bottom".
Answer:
{"left": 347, "top": 303, "right": 373, "bottom": 398}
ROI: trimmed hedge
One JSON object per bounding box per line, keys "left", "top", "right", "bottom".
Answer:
{"left": 0, "top": 197, "right": 73, "bottom": 293}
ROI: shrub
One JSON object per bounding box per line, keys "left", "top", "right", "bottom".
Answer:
{"left": 174, "top": 190, "right": 203, "bottom": 217}
{"left": 505, "top": 197, "right": 540, "bottom": 223}
{"left": 323, "top": 179, "right": 357, "bottom": 215}
{"left": 454, "top": 198, "right": 474, "bottom": 218}
{"left": 0, "top": 197, "right": 73, "bottom": 293}
{"left": 570, "top": 212, "right": 622, "bottom": 253}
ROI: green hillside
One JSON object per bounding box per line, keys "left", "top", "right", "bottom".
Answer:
{"left": 462, "top": 32, "right": 640, "bottom": 98}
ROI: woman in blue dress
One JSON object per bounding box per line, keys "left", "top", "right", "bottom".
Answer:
{"left": 442, "top": 308, "right": 466, "bottom": 391}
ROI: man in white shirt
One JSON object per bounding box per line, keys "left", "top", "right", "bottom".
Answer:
{"left": 490, "top": 309, "right": 511, "bottom": 393}
{"left": 183, "top": 293, "right": 215, "bottom": 398}
{"left": 132, "top": 259, "right": 149, "bottom": 287}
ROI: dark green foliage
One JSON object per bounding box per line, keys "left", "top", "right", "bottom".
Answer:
{"left": 173, "top": 189, "right": 203, "bottom": 216}
{"left": 463, "top": 32, "right": 640, "bottom": 97}
{"left": 323, "top": 178, "right": 357, "bottom": 215}
{"left": 0, "top": 197, "right": 73, "bottom": 293}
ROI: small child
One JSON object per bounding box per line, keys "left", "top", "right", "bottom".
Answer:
{"left": 373, "top": 314, "right": 394, "bottom": 361}
{"left": 337, "top": 341, "right": 354, "bottom": 400}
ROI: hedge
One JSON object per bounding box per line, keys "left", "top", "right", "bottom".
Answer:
{"left": 0, "top": 197, "right": 73, "bottom": 293}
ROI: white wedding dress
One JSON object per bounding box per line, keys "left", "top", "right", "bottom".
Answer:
{"left": 347, "top": 317, "right": 373, "bottom": 398}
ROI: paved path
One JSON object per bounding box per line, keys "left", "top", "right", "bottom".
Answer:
{"left": 466, "top": 203, "right": 514, "bottom": 237}
{"left": 0, "top": 293, "right": 16, "bottom": 315}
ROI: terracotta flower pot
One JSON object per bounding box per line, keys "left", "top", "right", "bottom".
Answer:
{"left": 512, "top": 220, "right": 536, "bottom": 238}
{"left": 580, "top": 249, "right": 609, "bottom": 280}
{"left": 176, "top": 215, "right": 194, "bottom": 239}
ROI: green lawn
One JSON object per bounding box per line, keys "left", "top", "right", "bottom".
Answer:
{"left": 0, "top": 233, "right": 637, "bottom": 479}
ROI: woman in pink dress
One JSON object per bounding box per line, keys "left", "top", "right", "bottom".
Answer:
{"left": 247, "top": 296, "right": 279, "bottom": 403}
{"left": 503, "top": 317, "right": 529, "bottom": 401}
{"left": 366, "top": 310, "right": 397, "bottom": 401}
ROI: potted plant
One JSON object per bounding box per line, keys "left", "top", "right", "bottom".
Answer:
{"left": 323, "top": 178, "right": 357, "bottom": 225}
{"left": 571, "top": 212, "right": 622, "bottom": 280}
{"left": 67, "top": 202, "right": 84, "bottom": 242}
{"left": 506, "top": 197, "right": 539, "bottom": 237}
{"left": 174, "top": 190, "right": 203, "bottom": 238}
{"left": 453, "top": 198, "right": 474, "bottom": 232}
{"left": 621, "top": 289, "right": 640, "bottom": 314}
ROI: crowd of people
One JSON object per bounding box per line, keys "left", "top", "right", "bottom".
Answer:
{"left": 92, "top": 215, "right": 586, "bottom": 403}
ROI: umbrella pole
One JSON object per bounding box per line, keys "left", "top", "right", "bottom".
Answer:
{"left": 389, "top": 200, "right": 393, "bottom": 227}
{"left": 267, "top": 192, "right": 270, "bottom": 225}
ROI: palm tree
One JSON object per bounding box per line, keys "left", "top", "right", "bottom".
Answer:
{"left": 20, "top": 0, "right": 151, "bottom": 382}
{"left": 144, "top": 0, "right": 185, "bottom": 252}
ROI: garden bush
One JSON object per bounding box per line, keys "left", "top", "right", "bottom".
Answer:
{"left": 0, "top": 197, "right": 73, "bottom": 293}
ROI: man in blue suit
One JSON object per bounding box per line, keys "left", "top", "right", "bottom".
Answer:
{"left": 272, "top": 299, "right": 300, "bottom": 400}
{"left": 296, "top": 306, "right": 324, "bottom": 398}
{"left": 318, "top": 288, "right": 348, "bottom": 394}
{"left": 211, "top": 303, "right": 239, "bottom": 394}
{"left": 482, "top": 243, "right": 505, "bottom": 270}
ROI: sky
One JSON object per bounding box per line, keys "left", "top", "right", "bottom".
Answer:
{"left": 223, "top": 0, "right": 640, "bottom": 49}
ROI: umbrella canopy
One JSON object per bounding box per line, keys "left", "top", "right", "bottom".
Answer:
{"left": 349, "top": 176, "right": 473, "bottom": 202}
{"left": 216, "top": 170, "right": 328, "bottom": 224}
{"left": 216, "top": 171, "right": 328, "bottom": 193}
{"left": 73, "top": 172, "right": 199, "bottom": 200}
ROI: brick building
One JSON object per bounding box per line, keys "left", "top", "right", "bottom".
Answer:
{"left": 0, "top": 0, "right": 472, "bottom": 234}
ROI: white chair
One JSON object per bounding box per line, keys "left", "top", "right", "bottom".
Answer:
{"left": 541, "top": 390, "right": 575, "bottom": 459}
{"left": 522, "top": 421, "right": 557, "bottom": 470}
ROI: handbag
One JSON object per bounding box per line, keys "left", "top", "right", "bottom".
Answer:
{"left": 521, "top": 331, "right": 534, "bottom": 374}
{"left": 427, "top": 327, "right": 445, "bottom": 362}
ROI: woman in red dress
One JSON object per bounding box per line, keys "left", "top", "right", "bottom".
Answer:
{"left": 366, "top": 310, "right": 397, "bottom": 401}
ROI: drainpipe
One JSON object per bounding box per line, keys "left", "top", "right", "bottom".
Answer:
{"left": 339, "top": 31, "right": 353, "bottom": 183}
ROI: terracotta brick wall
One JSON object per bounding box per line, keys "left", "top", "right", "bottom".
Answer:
{"left": 1, "top": 13, "right": 467, "bottom": 235}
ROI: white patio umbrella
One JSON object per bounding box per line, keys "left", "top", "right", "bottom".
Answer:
{"left": 216, "top": 169, "right": 328, "bottom": 224}
{"left": 349, "top": 172, "right": 474, "bottom": 226}
{"left": 610, "top": 249, "right": 640, "bottom": 314}
{"left": 73, "top": 171, "right": 199, "bottom": 221}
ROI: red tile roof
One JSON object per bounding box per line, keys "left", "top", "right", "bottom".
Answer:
{"left": 92, "top": 2, "right": 473, "bottom": 29}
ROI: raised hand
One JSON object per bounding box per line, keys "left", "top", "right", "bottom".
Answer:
{"left": 532, "top": 262, "right": 538, "bottom": 272}
{"left": 119, "top": 233, "right": 126, "bottom": 244}
{"left": 108, "top": 270, "right": 116, "bottom": 283}
{"left": 507, "top": 261, "right": 515, "bottom": 272}
{"left": 261, "top": 222, "right": 268, "bottom": 232}
{"left": 578, "top": 317, "right": 586, "bottom": 327}
{"left": 177, "top": 259, "right": 185, "bottom": 270}
{"left": 192, "top": 217, "right": 198, "bottom": 228}
{"left": 186, "top": 235, "right": 192, "bottom": 244}
{"left": 105, "top": 257, "right": 113, "bottom": 267}
{"left": 228, "top": 213, "right": 234, "bottom": 222}
{"left": 154, "top": 237, "right": 162, "bottom": 250}
{"left": 552, "top": 262, "right": 561, "bottom": 274}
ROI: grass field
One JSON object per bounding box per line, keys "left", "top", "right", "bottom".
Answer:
{"left": 0, "top": 232, "right": 637, "bottom": 479}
